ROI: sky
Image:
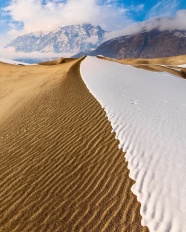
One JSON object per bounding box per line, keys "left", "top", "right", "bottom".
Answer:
{"left": 0, "top": 0, "right": 186, "bottom": 58}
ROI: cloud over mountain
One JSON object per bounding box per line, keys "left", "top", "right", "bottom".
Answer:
{"left": 105, "top": 9, "right": 186, "bottom": 41}
{"left": 3, "top": 0, "right": 132, "bottom": 36}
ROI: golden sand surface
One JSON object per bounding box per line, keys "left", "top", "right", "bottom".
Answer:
{"left": 0, "top": 62, "right": 66, "bottom": 123}
{"left": 97, "top": 55, "right": 186, "bottom": 79}
{"left": 38, "top": 57, "right": 77, "bottom": 65}
{"left": 0, "top": 58, "right": 149, "bottom": 232}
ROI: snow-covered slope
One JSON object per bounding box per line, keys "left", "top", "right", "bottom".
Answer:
{"left": 81, "top": 56, "right": 186, "bottom": 232}
{"left": 77, "top": 29, "right": 186, "bottom": 59}
{"left": 5, "top": 24, "right": 106, "bottom": 53}
{"left": 0, "top": 58, "right": 32, "bottom": 65}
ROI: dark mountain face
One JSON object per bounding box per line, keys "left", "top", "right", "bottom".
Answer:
{"left": 74, "top": 29, "right": 186, "bottom": 59}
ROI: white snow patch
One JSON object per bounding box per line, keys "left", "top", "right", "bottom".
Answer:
{"left": 81, "top": 56, "right": 186, "bottom": 232}
{"left": 0, "top": 58, "right": 33, "bottom": 65}
{"left": 178, "top": 64, "right": 186, "bottom": 68}
{"left": 83, "top": 36, "right": 99, "bottom": 44}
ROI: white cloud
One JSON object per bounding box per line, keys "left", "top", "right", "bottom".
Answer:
{"left": 144, "top": 9, "right": 186, "bottom": 31}
{"left": 105, "top": 9, "right": 186, "bottom": 41}
{"left": 0, "top": 46, "right": 73, "bottom": 60}
{"left": 1, "top": 0, "right": 186, "bottom": 53}
{"left": 129, "top": 4, "right": 144, "bottom": 13}
{"left": 148, "top": 0, "right": 179, "bottom": 18}
{"left": 3, "top": 0, "right": 132, "bottom": 37}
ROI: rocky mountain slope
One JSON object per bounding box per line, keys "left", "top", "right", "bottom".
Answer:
{"left": 5, "top": 24, "right": 106, "bottom": 54}
{"left": 74, "top": 29, "right": 186, "bottom": 58}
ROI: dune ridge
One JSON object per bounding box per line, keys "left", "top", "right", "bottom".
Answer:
{"left": 81, "top": 56, "right": 186, "bottom": 232}
{"left": 97, "top": 55, "right": 186, "bottom": 79}
{"left": 38, "top": 57, "right": 78, "bottom": 65}
{"left": 0, "top": 59, "right": 149, "bottom": 231}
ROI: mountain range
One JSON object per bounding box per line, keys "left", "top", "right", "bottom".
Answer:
{"left": 6, "top": 24, "right": 186, "bottom": 61}
{"left": 74, "top": 29, "right": 186, "bottom": 59}
{"left": 5, "top": 24, "right": 106, "bottom": 54}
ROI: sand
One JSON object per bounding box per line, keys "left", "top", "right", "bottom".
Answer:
{"left": 97, "top": 55, "right": 186, "bottom": 79}
{"left": 38, "top": 57, "right": 78, "bottom": 65}
{"left": 0, "top": 62, "right": 65, "bottom": 124}
{"left": 0, "top": 58, "right": 149, "bottom": 231}
{"left": 81, "top": 56, "right": 186, "bottom": 232}
{"left": 97, "top": 54, "right": 186, "bottom": 65}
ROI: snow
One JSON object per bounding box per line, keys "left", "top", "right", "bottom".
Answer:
{"left": 6, "top": 24, "right": 105, "bottom": 54}
{"left": 174, "top": 32, "right": 186, "bottom": 38}
{"left": 41, "top": 44, "right": 54, "bottom": 53}
{"left": 81, "top": 56, "right": 186, "bottom": 232}
{"left": 84, "top": 36, "right": 99, "bottom": 44}
{"left": 0, "top": 58, "right": 34, "bottom": 65}
{"left": 178, "top": 64, "right": 186, "bottom": 68}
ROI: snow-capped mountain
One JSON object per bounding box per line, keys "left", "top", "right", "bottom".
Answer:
{"left": 74, "top": 29, "right": 186, "bottom": 59}
{"left": 5, "top": 24, "right": 106, "bottom": 54}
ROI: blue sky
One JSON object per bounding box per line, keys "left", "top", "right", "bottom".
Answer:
{"left": 100, "top": 0, "right": 186, "bottom": 21}
{"left": 0, "top": 0, "right": 186, "bottom": 46}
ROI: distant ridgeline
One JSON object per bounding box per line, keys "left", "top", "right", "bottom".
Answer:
{"left": 5, "top": 24, "right": 106, "bottom": 54}
{"left": 6, "top": 26, "right": 186, "bottom": 60}
{"left": 73, "top": 29, "right": 186, "bottom": 59}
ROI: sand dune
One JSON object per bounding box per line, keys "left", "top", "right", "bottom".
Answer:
{"left": 98, "top": 54, "right": 186, "bottom": 65}
{"left": 81, "top": 57, "right": 186, "bottom": 232}
{"left": 134, "top": 64, "right": 186, "bottom": 79}
{"left": 0, "top": 58, "right": 149, "bottom": 231}
{"left": 38, "top": 57, "right": 78, "bottom": 65}
{"left": 97, "top": 55, "right": 186, "bottom": 79}
{"left": 0, "top": 62, "right": 65, "bottom": 124}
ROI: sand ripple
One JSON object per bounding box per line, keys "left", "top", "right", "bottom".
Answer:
{"left": 0, "top": 59, "right": 148, "bottom": 231}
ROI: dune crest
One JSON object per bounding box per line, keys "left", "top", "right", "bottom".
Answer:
{"left": 38, "top": 57, "right": 78, "bottom": 65}
{"left": 81, "top": 56, "right": 186, "bottom": 232}
{"left": 97, "top": 55, "right": 186, "bottom": 79}
{"left": 0, "top": 58, "right": 148, "bottom": 231}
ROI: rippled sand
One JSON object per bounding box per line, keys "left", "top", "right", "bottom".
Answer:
{"left": 0, "top": 58, "right": 149, "bottom": 231}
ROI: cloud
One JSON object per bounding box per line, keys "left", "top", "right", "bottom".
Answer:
{"left": 145, "top": 10, "right": 186, "bottom": 31}
{"left": 148, "top": 0, "right": 180, "bottom": 18}
{"left": 1, "top": 0, "right": 186, "bottom": 54}
{"left": 129, "top": 4, "right": 144, "bottom": 13}
{"left": 105, "top": 9, "right": 186, "bottom": 41}
{"left": 0, "top": 46, "right": 74, "bottom": 60}
{"left": 3, "top": 0, "right": 132, "bottom": 36}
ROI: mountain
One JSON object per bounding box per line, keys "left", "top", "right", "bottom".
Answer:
{"left": 5, "top": 24, "right": 106, "bottom": 54}
{"left": 73, "top": 29, "right": 186, "bottom": 59}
